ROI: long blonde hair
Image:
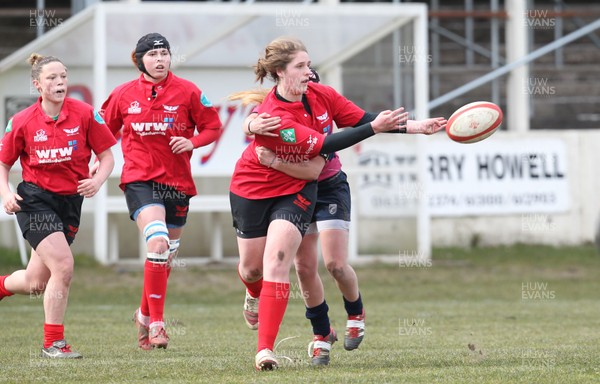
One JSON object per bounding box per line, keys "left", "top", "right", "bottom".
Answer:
{"left": 228, "top": 36, "right": 307, "bottom": 106}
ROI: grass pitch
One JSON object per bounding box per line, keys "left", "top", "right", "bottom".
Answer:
{"left": 0, "top": 244, "right": 599, "bottom": 383}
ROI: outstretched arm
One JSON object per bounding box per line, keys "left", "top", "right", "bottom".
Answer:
{"left": 321, "top": 107, "right": 408, "bottom": 154}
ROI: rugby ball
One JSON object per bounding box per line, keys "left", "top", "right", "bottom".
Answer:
{"left": 446, "top": 101, "right": 503, "bottom": 143}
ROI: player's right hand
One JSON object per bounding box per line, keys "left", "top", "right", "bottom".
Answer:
{"left": 2, "top": 192, "right": 22, "bottom": 214}
{"left": 371, "top": 107, "right": 408, "bottom": 134}
{"left": 249, "top": 113, "right": 281, "bottom": 137}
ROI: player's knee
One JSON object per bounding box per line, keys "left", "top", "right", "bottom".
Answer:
{"left": 144, "top": 220, "right": 169, "bottom": 250}
{"left": 144, "top": 221, "right": 170, "bottom": 264}
{"left": 240, "top": 267, "right": 262, "bottom": 282}
{"left": 326, "top": 260, "right": 346, "bottom": 280}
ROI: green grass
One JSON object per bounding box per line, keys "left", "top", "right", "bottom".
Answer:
{"left": 1, "top": 245, "right": 599, "bottom": 383}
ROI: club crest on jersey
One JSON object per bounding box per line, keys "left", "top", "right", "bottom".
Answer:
{"left": 316, "top": 111, "right": 329, "bottom": 123}
{"left": 280, "top": 128, "right": 296, "bottom": 143}
{"left": 163, "top": 105, "right": 179, "bottom": 114}
{"left": 63, "top": 126, "right": 80, "bottom": 136}
{"left": 34, "top": 129, "right": 48, "bottom": 142}
{"left": 128, "top": 101, "right": 142, "bottom": 114}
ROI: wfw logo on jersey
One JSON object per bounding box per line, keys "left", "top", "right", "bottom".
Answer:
{"left": 131, "top": 122, "right": 169, "bottom": 136}
{"left": 63, "top": 126, "right": 79, "bottom": 136}
{"left": 163, "top": 105, "right": 179, "bottom": 114}
{"left": 316, "top": 111, "right": 329, "bottom": 123}
{"left": 34, "top": 145, "right": 74, "bottom": 164}
{"left": 33, "top": 129, "right": 47, "bottom": 142}
{"left": 128, "top": 101, "right": 141, "bottom": 114}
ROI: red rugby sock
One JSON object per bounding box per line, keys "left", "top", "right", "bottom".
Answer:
{"left": 43, "top": 323, "right": 64, "bottom": 348}
{"left": 144, "top": 260, "right": 168, "bottom": 327}
{"left": 0, "top": 275, "right": 14, "bottom": 299}
{"left": 257, "top": 281, "right": 289, "bottom": 352}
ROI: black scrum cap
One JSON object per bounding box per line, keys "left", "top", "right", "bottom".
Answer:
{"left": 135, "top": 33, "right": 171, "bottom": 76}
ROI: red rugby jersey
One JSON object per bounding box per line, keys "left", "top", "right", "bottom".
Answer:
{"left": 0, "top": 97, "right": 117, "bottom": 195}
{"left": 230, "top": 83, "right": 364, "bottom": 199}
{"left": 101, "top": 73, "right": 222, "bottom": 197}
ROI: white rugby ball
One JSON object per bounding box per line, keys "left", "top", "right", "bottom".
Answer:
{"left": 446, "top": 101, "right": 503, "bottom": 143}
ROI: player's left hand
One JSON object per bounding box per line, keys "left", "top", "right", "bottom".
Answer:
{"left": 255, "top": 146, "right": 277, "bottom": 168}
{"left": 77, "top": 178, "right": 102, "bottom": 198}
{"left": 169, "top": 136, "right": 193, "bottom": 154}
{"left": 406, "top": 117, "right": 447, "bottom": 135}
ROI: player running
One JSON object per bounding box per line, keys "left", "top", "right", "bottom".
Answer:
{"left": 100, "top": 33, "right": 222, "bottom": 350}
{"left": 0, "top": 53, "right": 116, "bottom": 358}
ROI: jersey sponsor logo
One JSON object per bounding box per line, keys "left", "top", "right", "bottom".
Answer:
{"left": 130, "top": 122, "right": 169, "bottom": 136}
{"left": 200, "top": 93, "right": 213, "bottom": 107}
{"left": 305, "top": 134, "right": 318, "bottom": 154}
{"left": 34, "top": 144, "right": 75, "bottom": 164}
{"left": 63, "top": 126, "right": 80, "bottom": 136}
{"left": 323, "top": 125, "right": 331, "bottom": 135}
{"left": 4, "top": 119, "right": 12, "bottom": 133}
{"left": 163, "top": 104, "right": 179, "bottom": 114}
{"left": 280, "top": 128, "right": 296, "bottom": 143}
{"left": 128, "top": 101, "right": 142, "bottom": 114}
{"left": 33, "top": 129, "right": 48, "bottom": 142}
{"left": 316, "top": 111, "right": 329, "bottom": 123}
{"left": 94, "top": 110, "right": 106, "bottom": 124}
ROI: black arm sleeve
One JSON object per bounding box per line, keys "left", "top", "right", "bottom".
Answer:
{"left": 321, "top": 123, "right": 374, "bottom": 154}
{"left": 355, "top": 111, "right": 406, "bottom": 133}
{"left": 355, "top": 111, "right": 378, "bottom": 126}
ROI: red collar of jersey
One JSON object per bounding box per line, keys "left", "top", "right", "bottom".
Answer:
{"left": 34, "top": 96, "right": 69, "bottom": 124}
{"left": 138, "top": 72, "right": 172, "bottom": 99}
